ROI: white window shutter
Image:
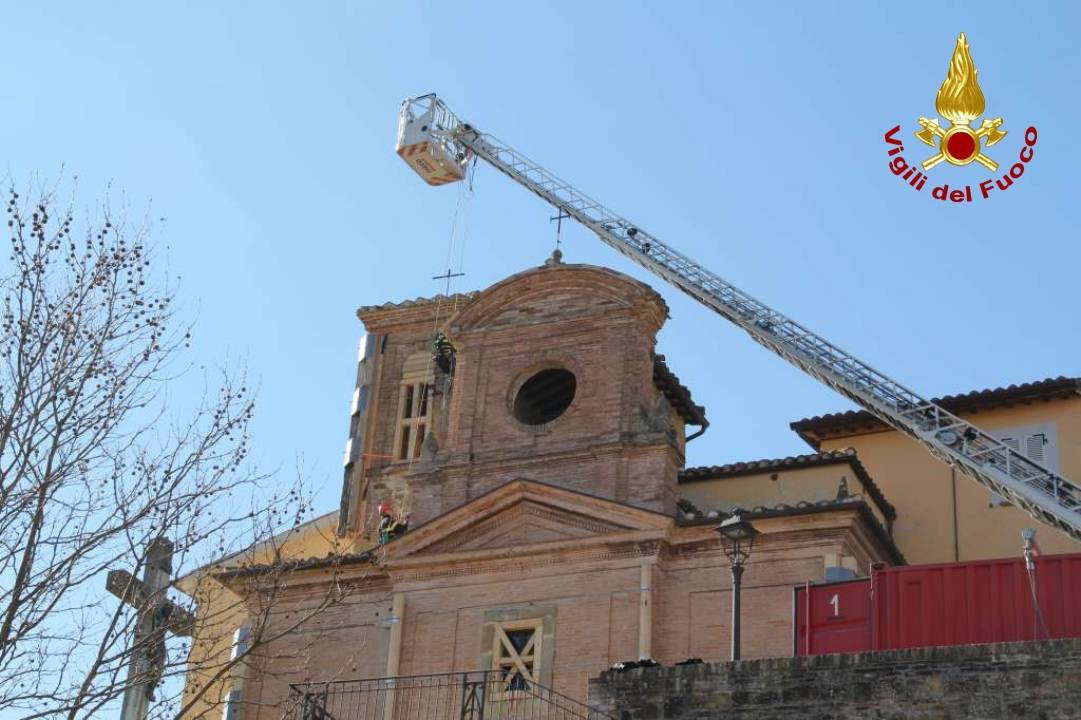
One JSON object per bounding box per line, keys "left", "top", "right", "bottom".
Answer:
{"left": 990, "top": 424, "right": 1058, "bottom": 507}
{"left": 1024, "top": 433, "right": 1046, "bottom": 465}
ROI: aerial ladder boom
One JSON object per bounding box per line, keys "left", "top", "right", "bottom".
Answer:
{"left": 396, "top": 93, "right": 1081, "bottom": 543}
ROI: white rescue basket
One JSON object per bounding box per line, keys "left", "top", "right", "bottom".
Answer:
{"left": 396, "top": 96, "right": 470, "bottom": 186}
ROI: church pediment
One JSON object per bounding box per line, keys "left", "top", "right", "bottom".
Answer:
{"left": 384, "top": 479, "right": 671, "bottom": 562}
{"left": 446, "top": 263, "right": 668, "bottom": 334}
{"left": 420, "top": 500, "right": 628, "bottom": 554}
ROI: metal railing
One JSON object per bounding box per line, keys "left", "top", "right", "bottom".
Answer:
{"left": 283, "top": 671, "right": 616, "bottom": 720}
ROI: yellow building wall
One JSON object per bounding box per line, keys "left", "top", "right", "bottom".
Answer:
{"left": 181, "top": 576, "right": 252, "bottom": 718}
{"left": 817, "top": 397, "right": 1081, "bottom": 564}
{"left": 678, "top": 463, "right": 890, "bottom": 531}
{"left": 178, "top": 511, "right": 353, "bottom": 719}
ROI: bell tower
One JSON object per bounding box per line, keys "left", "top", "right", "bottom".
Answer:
{"left": 338, "top": 256, "right": 707, "bottom": 540}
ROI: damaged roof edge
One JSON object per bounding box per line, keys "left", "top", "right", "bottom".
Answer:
{"left": 356, "top": 291, "right": 480, "bottom": 319}
{"left": 654, "top": 354, "right": 708, "bottom": 430}
{"left": 213, "top": 548, "right": 379, "bottom": 582}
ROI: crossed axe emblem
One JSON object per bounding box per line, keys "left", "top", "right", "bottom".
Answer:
{"left": 915, "top": 116, "right": 1007, "bottom": 171}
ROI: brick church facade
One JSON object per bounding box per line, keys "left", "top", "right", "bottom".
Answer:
{"left": 185, "top": 256, "right": 907, "bottom": 718}
{"left": 185, "top": 255, "right": 903, "bottom": 713}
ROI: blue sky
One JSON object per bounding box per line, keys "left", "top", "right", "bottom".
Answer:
{"left": 3, "top": 1, "right": 1079, "bottom": 522}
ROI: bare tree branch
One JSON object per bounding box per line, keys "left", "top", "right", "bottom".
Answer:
{"left": 0, "top": 181, "right": 350, "bottom": 720}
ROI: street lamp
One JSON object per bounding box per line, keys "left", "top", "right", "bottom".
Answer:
{"left": 716, "top": 511, "right": 759, "bottom": 661}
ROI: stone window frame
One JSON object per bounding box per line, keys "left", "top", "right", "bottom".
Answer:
{"left": 506, "top": 358, "right": 583, "bottom": 434}
{"left": 480, "top": 604, "right": 557, "bottom": 694}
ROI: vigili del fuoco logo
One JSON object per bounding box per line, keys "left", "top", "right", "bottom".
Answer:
{"left": 884, "top": 33, "right": 1037, "bottom": 203}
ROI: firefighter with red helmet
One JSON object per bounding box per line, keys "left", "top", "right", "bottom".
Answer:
{"left": 377, "top": 500, "right": 408, "bottom": 545}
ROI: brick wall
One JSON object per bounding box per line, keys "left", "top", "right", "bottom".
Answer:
{"left": 589, "top": 638, "right": 1081, "bottom": 719}
{"left": 241, "top": 507, "right": 894, "bottom": 717}
{"left": 357, "top": 262, "right": 684, "bottom": 531}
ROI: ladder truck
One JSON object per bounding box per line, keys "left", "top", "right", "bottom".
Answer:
{"left": 394, "top": 93, "right": 1081, "bottom": 543}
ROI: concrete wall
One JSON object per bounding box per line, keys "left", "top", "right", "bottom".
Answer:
{"left": 589, "top": 638, "right": 1081, "bottom": 719}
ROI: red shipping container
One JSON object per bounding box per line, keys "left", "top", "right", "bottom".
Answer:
{"left": 871, "top": 552, "right": 1081, "bottom": 650}
{"left": 794, "top": 552, "right": 1081, "bottom": 656}
{"left": 794, "top": 577, "right": 872, "bottom": 656}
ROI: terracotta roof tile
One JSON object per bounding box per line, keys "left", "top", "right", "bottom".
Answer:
{"left": 682, "top": 449, "right": 856, "bottom": 479}
{"left": 680, "top": 449, "right": 895, "bottom": 521}
{"left": 356, "top": 292, "right": 479, "bottom": 318}
{"left": 214, "top": 549, "right": 378, "bottom": 580}
{"left": 791, "top": 376, "right": 1080, "bottom": 447}
{"left": 654, "top": 354, "right": 707, "bottom": 429}
{"left": 676, "top": 498, "right": 905, "bottom": 565}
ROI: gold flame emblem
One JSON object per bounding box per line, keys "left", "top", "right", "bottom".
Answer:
{"left": 915, "top": 33, "right": 1006, "bottom": 171}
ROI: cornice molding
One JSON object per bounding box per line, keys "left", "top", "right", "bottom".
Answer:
{"left": 386, "top": 536, "right": 665, "bottom": 582}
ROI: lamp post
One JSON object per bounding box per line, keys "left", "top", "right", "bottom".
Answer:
{"left": 716, "top": 511, "right": 759, "bottom": 661}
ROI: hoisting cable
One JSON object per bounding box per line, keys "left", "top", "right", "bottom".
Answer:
{"left": 408, "top": 178, "right": 473, "bottom": 472}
